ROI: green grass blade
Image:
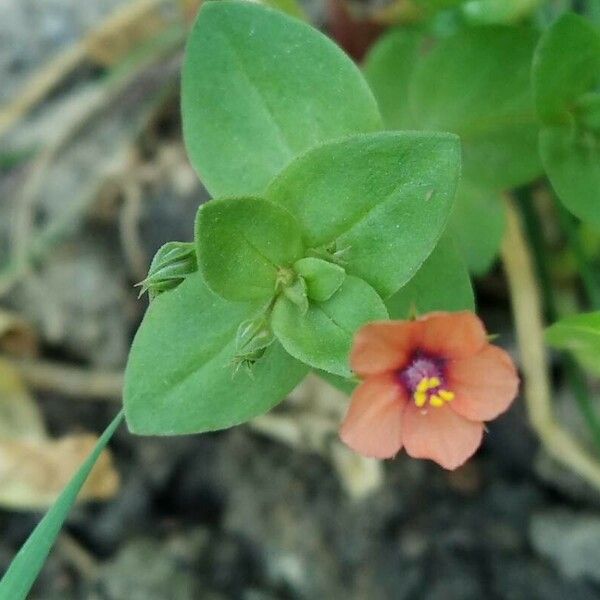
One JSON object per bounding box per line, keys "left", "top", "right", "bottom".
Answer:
{"left": 0, "top": 411, "right": 124, "bottom": 600}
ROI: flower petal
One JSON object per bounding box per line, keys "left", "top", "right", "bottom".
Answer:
{"left": 447, "top": 345, "right": 519, "bottom": 422}
{"left": 402, "top": 402, "right": 484, "bottom": 470}
{"left": 340, "top": 374, "right": 407, "bottom": 459}
{"left": 417, "top": 311, "right": 487, "bottom": 359}
{"left": 351, "top": 321, "right": 418, "bottom": 377}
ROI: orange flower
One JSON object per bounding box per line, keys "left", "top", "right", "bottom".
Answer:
{"left": 340, "top": 312, "right": 519, "bottom": 470}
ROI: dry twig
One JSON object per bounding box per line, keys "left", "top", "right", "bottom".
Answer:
{"left": 5, "top": 357, "right": 123, "bottom": 401}
{"left": 0, "top": 0, "right": 172, "bottom": 139}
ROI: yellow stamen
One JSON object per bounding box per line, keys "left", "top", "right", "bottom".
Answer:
{"left": 416, "top": 378, "right": 429, "bottom": 393}
{"left": 428, "top": 376, "right": 441, "bottom": 388}
{"left": 414, "top": 391, "right": 427, "bottom": 407}
{"left": 413, "top": 378, "right": 454, "bottom": 408}
{"left": 439, "top": 389, "right": 455, "bottom": 402}
{"left": 429, "top": 394, "right": 444, "bottom": 407}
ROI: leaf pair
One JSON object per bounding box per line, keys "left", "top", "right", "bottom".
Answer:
{"left": 533, "top": 14, "right": 600, "bottom": 228}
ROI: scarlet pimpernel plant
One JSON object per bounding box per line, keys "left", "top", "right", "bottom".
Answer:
{"left": 3, "top": 2, "right": 600, "bottom": 598}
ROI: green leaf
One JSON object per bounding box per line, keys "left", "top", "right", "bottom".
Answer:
{"left": 409, "top": 27, "right": 541, "bottom": 189}
{"left": 195, "top": 197, "right": 304, "bottom": 301}
{"left": 462, "top": 0, "right": 543, "bottom": 24}
{"left": 294, "top": 257, "right": 346, "bottom": 302}
{"left": 532, "top": 13, "right": 600, "bottom": 125}
{"left": 363, "top": 29, "right": 421, "bottom": 130}
{"left": 546, "top": 312, "right": 600, "bottom": 376}
{"left": 265, "top": 132, "right": 461, "bottom": 299}
{"left": 0, "top": 412, "right": 123, "bottom": 600}
{"left": 124, "top": 272, "right": 308, "bottom": 435}
{"left": 449, "top": 180, "right": 506, "bottom": 274}
{"left": 316, "top": 370, "right": 357, "bottom": 395}
{"left": 182, "top": 1, "right": 381, "bottom": 198}
{"left": 533, "top": 14, "right": 600, "bottom": 227}
{"left": 539, "top": 124, "right": 600, "bottom": 228}
{"left": 272, "top": 276, "right": 388, "bottom": 377}
{"left": 259, "top": 0, "right": 307, "bottom": 20}
{"left": 386, "top": 232, "right": 475, "bottom": 319}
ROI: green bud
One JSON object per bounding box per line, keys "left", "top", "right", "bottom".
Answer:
{"left": 232, "top": 314, "right": 276, "bottom": 377}
{"left": 137, "top": 241, "right": 197, "bottom": 300}
{"left": 236, "top": 315, "right": 275, "bottom": 354}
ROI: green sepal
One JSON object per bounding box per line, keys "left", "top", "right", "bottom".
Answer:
{"left": 232, "top": 314, "right": 276, "bottom": 377}
{"left": 294, "top": 257, "right": 346, "bottom": 302}
{"left": 137, "top": 241, "right": 197, "bottom": 300}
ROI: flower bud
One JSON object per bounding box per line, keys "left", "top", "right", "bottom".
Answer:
{"left": 232, "top": 315, "right": 276, "bottom": 376}
{"left": 137, "top": 241, "right": 197, "bottom": 300}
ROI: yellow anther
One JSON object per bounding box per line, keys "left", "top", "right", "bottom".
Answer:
{"left": 414, "top": 391, "right": 427, "bottom": 407}
{"left": 416, "top": 378, "right": 429, "bottom": 393}
{"left": 439, "top": 389, "right": 455, "bottom": 402}
{"left": 429, "top": 377, "right": 441, "bottom": 388}
{"left": 429, "top": 394, "right": 444, "bottom": 407}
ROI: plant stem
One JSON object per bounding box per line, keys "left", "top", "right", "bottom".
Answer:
{"left": 515, "top": 190, "right": 600, "bottom": 452}
{"left": 502, "top": 195, "right": 600, "bottom": 490}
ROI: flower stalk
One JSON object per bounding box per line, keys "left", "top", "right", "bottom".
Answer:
{"left": 501, "top": 195, "right": 600, "bottom": 490}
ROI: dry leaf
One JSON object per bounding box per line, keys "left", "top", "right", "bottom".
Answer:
{"left": 0, "top": 434, "right": 119, "bottom": 510}
{"left": 0, "top": 359, "right": 46, "bottom": 441}
{"left": 0, "top": 359, "right": 119, "bottom": 510}
{"left": 85, "top": 0, "right": 177, "bottom": 67}
{"left": 0, "top": 309, "right": 38, "bottom": 358}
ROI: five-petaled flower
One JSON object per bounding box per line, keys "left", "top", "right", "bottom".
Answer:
{"left": 340, "top": 312, "right": 519, "bottom": 470}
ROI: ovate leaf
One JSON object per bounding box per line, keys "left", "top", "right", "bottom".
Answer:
{"left": 409, "top": 27, "right": 541, "bottom": 189}
{"left": 386, "top": 232, "right": 475, "bottom": 318}
{"left": 546, "top": 312, "right": 600, "bottom": 376}
{"left": 533, "top": 14, "right": 600, "bottom": 227}
{"left": 272, "top": 276, "right": 388, "bottom": 377}
{"left": 182, "top": 1, "right": 381, "bottom": 197}
{"left": 196, "top": 197, "right": 303, "bottom": 301}
{"left": 124, "top": 272, "right": 308, "bottom": 435}
{"left": 532, "top": 13, "right": 600, "bottom": 125}
{"left": 449, "top": 180, "right": 506, "bottom": 274}
{"left": 540, "top": 125, "right": 600, "bottom": 228}
{"left": 363, "top": 29, "right": 421, "bottom": 130}
{"left": 265, "top": 132, "right": 460, "bottom": 298}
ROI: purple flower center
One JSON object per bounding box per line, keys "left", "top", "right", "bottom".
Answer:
{"left": 397, "top": 352, "right": 454, "bottom": 409}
